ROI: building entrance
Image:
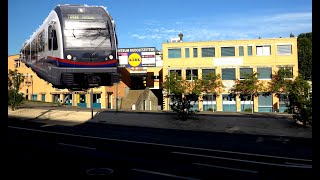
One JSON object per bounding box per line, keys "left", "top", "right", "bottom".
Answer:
{"left": 130, "top": 75, "right": 146, "bottom": 90}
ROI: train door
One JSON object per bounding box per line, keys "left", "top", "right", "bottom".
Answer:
{"left": 48, "top": 25, "right": 59, "bottom": 58}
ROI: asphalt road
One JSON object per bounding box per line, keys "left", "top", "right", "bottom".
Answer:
{"left": 7, "top": 117, "right": 313, "bottom": 179}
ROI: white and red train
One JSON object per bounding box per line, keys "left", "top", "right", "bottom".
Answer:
{"left": 20, "top": 4, "right": 119, "bottom": 90}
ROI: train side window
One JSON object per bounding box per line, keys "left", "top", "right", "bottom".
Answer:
{"left": 48, "top": 26, "right": 58, "bottom": 50}
{"left": 52, "top": 30, "right": 58, "bottom": 50}
{"left": 48, "top": 26, "right": 52, "bottom": 50}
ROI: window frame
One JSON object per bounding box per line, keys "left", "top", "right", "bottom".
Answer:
{"left": 239, "top": 46, "right": 244, "bottom": 56}
{"left": 202, "top": 69, "right": 216, "bottom": 80}
{"left": 257, "top": 67, "right": 272, "bottom": 80}
{"left": 256, "top": 45, "right": 271, "bottom": 56}
{"left": 278, "top": 66, "right": 293, "bottom": 78}
{"left": 221, "top": 68, "right": 236, "bottom": 80}
{"left": 201, "top": 47, "right": 215, "bottom": 57}
{"left": 168, "top": 48, "right": 182, "bottom": 58}
{"left": 193, "top": 48, "right": 198, "bottom": 58}
{"left": 185, "top": 48, "right": 190, "bottom": 58}
{"left": 277, "top": 44, "right": 292, "bottom": 55}
{"left": 239, "top": 68, "right": 253, "bottom": 80}
{"left": 247, "top": 46, "right": 252, "bottom": 56}
{"left": 186, "top": 69, "right": 198, "bottom": 81}
{"left": 221, "top": 46, "right": 235, "bottom": 57}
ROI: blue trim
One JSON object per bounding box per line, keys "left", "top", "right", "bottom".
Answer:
{"left": 223, "top": 104, "right": 237, "bottom": 112}
{"left": 77, "top": 103, "right": 87, "bottom": 108}
{"left": 93, "top": 103, "right": 101, "bottom": 109}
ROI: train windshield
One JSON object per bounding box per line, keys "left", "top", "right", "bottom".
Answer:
{"left": 63, "top": 13, "right": 112, "bottom": 49}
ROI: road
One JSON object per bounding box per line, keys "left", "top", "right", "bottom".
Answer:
{"left": 8, "top": 117, "right": 313, "bottom": 179}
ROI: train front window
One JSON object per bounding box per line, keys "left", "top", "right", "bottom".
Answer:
{"left": 63, "top": 15, "right": 112, "bottom": 49}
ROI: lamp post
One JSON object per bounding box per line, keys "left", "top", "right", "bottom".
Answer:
{"left": 116, "top": 82, "right": 118, "bottom": 112}
{"left": 91, "top": 88, "right": 93, "bottom": 119}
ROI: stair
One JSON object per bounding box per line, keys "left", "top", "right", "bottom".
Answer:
{"left": 120, "top": 90, "right": 144, "bottom": 110}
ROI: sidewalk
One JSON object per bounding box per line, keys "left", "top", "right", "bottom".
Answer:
{"left": 8, "top": 106, "right": 312, "bottom": 139}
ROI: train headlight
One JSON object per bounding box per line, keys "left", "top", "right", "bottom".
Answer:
{"left": 108, "top": 55, "right": 113, "bottom": 60}
{"left": 67, "top": 54, "right": 72, "bottom": 60}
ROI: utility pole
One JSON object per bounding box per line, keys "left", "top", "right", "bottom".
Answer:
{"left": 91, "top": 88, "right": 93, "bottom": 119}
{"left": 116, "top": 83, "right": 118, "bottom": 112}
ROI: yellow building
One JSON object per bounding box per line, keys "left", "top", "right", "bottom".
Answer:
{"left": 8, "top": 53, "right": 163, "bottom": 110}
{"left": 162, "top": 37, "right": 298, "bottom": 112}
{"left": 8, "top": 55, "right": 107, "bottom": 108}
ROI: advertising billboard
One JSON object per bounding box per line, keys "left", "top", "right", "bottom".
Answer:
{"left": 118, "top": 47, "right": 156, "bottom": 67}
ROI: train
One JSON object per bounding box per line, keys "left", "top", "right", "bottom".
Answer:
{"left": 20, "top": 4, "right": 119, "bottom": 90}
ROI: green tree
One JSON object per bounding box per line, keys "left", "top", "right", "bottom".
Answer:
{"left": 163, "top": 72, "right": 202, "bottom": 120}
{"left": 290, "top": 32, "right": 295, "bottom": 37}
{"left": 297, "top": 32, "right": 312, "bottom": 80}
{"left": 287, "top": 75, "right": 312, "bottom": 126}
{"left": 201, "top": 73, "right": 223, "bottom": 111}
{"left": 8, "top": 69, "right": 25, "bottom": 110}
{"left": 268, "top": 68, "right": 293, "bottom": 112}
{"left": 231, "top": 72, "right": 262, "bottom": 113}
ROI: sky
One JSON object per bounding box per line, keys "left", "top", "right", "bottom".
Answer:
{"left": 8, "top": 0, "right": 312, "bottom": 55}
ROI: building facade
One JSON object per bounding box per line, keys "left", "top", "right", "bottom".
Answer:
{"left": 8, "top": 55, "right": 107, "bottom": 108}
{"left": 162, "top": 37, "right": 298, "bottom": 112}
{"left": 8, "top": 48, "right": 163, "bottom": 110}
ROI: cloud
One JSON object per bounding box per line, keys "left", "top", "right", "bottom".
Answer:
{"left": 265, "top": 12, "right": 311, "bottom": 22}
{"left": 127, "top": 11, "right": 311, "bottom": 49}
{"left": 131, "top": 34, "right": 147, "bottom": 39}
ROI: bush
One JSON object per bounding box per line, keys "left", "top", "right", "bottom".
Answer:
{"left": 244, "top": 108, "right": 252, "bottom": 112}
{"left": 206, "top": 108, "right": 213, "bottom": 111}
{"left": 8, "top": 90, "right": 24, "bottom": 110}
{"left": 170, "top": 94, "right": 199, "bottom": 121}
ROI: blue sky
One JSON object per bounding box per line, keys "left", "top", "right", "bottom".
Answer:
{"left": 8, "top": 0, "right": 312, "bottom": 55}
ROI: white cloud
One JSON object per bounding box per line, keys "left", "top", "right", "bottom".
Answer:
{"left": 128, "top": 11, "right": 311, "bottom": 48}
{"left": 265, "top": 12, "right": 312, "bottom": 22}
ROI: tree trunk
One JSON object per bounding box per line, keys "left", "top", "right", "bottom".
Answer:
{"left": 211, "top": 94, "right": 214, "bottom": 112}
{"left": 250, "top": 94, "right": 253, "bottom": 113}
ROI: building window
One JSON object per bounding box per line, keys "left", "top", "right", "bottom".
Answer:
{"left": 32, "top": 94, "right": 38, "bottom": 101}
{"left": 93, "top": 94, "right": 101, "bottom": 103}
{"left": 247, "top": 46, "right": 252, "bottom": 56}
{"left": 240, "top": 68, "right": 253, "bottom": 79}
{"left": 221, "top": 47, "right": 235, "bottom": 57}
{"left": 256, "top": 45, "right": 271, "bottom": 56}
{"left": 14, "top": 59, "right": 21, "bottom": 68}
{"left": 257, "top": 67, "right": 272, "bottom": 79}
{"left": 239, "top": 46, "right": 244, "bottom": 56}
{"left": 277, "top": 44, "right": 292, "bottom": 55}
{"left": 186, "top": 69, "right": 198, "bottom": 80}
{"left": 185, "top": 48, "right": 190, "bottom": 58}
{"left": 222, "top": 68, "right": 235, "bottom": 80}
{"left": 169, "top": 69, "right": 182, "bottom": 79}
{"left": 168, "top": 49, "right": 181, "bottom": 58}
{"left": 278, "top": 67, "right": 293, "bottom": 78}
{"left": 193, "top": 48, "right": 198, "bottom": 58}
{"left": 202, "top": 69, "right": 216, "bottom": 80}
{"left": 201, "top": 47, "right": 215, "bottom": 57}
